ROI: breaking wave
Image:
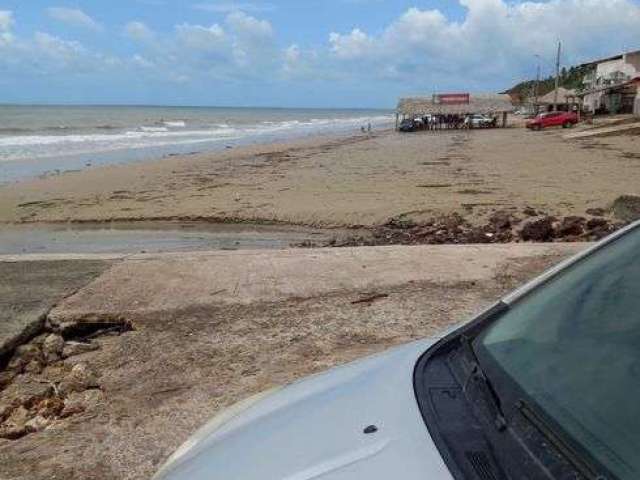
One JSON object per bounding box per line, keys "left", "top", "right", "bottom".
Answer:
{"left": 0, "top": 113, "right": 393, "bottom": 163}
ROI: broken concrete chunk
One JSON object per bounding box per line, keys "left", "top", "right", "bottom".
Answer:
{"left": 59, "top": 362, "right": 99, "bottom": 395}
{"left": 0, "top": 406, "right": 32, "bottom": 439}
{"left": 23, "top": 360, "right": 44, "bottom": 374}
{"left": 42, "top": 334, "right": 65, "bottom": 363}
{"left": 8, "top": 343, "right": 43, "bottom": 373}
{"left": 24, "top": 415, "right": 51, "bottom": 433}
{"left": 62, "top": 340, "right": 100, "bottom": 358}
{"left": 2, "top": 377, "right": 54, "bottom": 408}
{"left": 34, "top": 396, "right": 65, "bottom": 419}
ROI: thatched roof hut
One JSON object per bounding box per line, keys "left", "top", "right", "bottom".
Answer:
{"left": 536, "top": 87, "right": 577, "bottom": 105}
{"left": 397, "top": 93, "right": 514, "bottom": 116}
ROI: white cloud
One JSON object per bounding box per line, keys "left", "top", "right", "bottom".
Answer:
{"left": 32, "top": 31, "right": 95, "bottom": 71}
{"left": 124, "top": 21, "right": 155, "bottom": 42}
{"left": 47, "top": 7, "right": 102, "bottom": 31}
{"left": 285, "top": 44, "right": 300, "bottom": 64}
{"left": 131, "top": 54, "right": 155, "bottom": 68}
{"left": 326, "top": 0, "right": 640, "bottom": 85}
{"left": 175, "top": 23, "right": 226, "bottom": 51}
{"left": 193, "top": 2, "right": 276, "bottom": 13}
{"left": 329, "top": 29, "right": 374, "bottom": 60}
{"left": 225, "top": 10, "right": 273, "bottom": 40}
{"left": 0, "top": 10, "right": 14, "bottom": 45}
{"left": 0, "top": 10, "right": 13, "bottom": 31}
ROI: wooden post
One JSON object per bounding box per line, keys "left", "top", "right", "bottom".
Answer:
{"left": 395, "top": 113, "right": 399, "bottom": 131}
{"left": 502, "top": 112, "right": 508, "bottom": 128}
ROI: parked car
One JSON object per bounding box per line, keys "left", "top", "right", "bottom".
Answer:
{"left": 154, "top": 221, "right": 640, "bottom": 480}
{"left": 526, "top": 111, "right": 578, "bottom": 130}
{"left": 398, "top": 119, "right": 417, "bottom": 132}
{"left": 465, "top": 114, "right": 496, "bottom": 128}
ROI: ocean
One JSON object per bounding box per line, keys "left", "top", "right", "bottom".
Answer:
{"left": 0, "top": 105, "right": 393, "bottom": 183}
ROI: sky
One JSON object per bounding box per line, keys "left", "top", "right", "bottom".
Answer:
{"left": 1, "top": 0, "right": 639, "bottom": 108}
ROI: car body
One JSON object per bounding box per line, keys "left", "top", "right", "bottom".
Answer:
{"left": 526, "top": 111, "right": 578, "bottom": 130}
{"left": 155, "top": 220, "right": 640, "bottom": 480}
{"left": 398, "top": 119, "right": 417, "bottom": 132}
{"left": 464, "top": 114, "right": 496, "bottom": 128}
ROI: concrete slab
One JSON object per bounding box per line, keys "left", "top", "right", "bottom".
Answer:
{"left": 51, "top": 243, "right": 587, "bottom": 322}
{"left": 0, "top": 260, "right": 112, "bottom": 357}
{"left": 1, "top": 243, "right": 589, "bottom": 480}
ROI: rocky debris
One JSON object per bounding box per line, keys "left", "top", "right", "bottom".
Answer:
{"left": 612, "top": 195, "right": 640, "bottom": 222}
{"left": 556, "top": 216, "right": 586, "bottom": 238}
{"left": 0, "top": 362, "right": 101, "bottom": 439}
{"left": 327, "top": 211, "right": 625, "bottom": 248}
{"left": 520, "top": 217, "right": 556, "bottom": 241}
{"left": 0, "top": 316, "right": 129, "bottom": 440}
{"left": 488, "top": 210, "right": 516, "bottom": 231}
{"left": 587, "top": 217, "right": 608, "bottom": 229}
{"left": 523, "top": 206, "right": 538, "bottom": 217}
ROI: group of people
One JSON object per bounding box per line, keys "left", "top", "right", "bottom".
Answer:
{"left": 415, "top": 114, "right": 471, "bottom": 130}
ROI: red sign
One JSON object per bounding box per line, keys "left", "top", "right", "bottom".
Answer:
{"left": 435, "top": 93, "right": 470, "bottom": 105}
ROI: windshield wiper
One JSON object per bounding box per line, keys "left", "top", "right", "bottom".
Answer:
{"left": 516, "top": 399, "right": 609, "bottom": 480}
{"left": 460, "top": 335, "right": 508, "bottom": 432}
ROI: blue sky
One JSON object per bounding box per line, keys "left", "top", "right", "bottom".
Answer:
{"left": 1, "top": 0, "right": 639, "bottom": 108}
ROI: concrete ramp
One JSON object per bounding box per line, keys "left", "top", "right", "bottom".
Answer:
{"left": 50, "top": 243, "right": 586, "bottom": 322}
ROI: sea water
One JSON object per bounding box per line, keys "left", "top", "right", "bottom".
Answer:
{"left": 0, "top": 105, "right": 393, "bottom": 182}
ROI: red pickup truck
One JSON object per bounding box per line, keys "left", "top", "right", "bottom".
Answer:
{"left": 526, "top": 111, "right": 579, "bottom": 130}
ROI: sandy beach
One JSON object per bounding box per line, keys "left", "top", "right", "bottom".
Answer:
{"left": 1, "top": 124, "right": 639, "bottom": 231}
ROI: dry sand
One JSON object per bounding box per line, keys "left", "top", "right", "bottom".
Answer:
{"left": 1, "top": 126, "right": 639, "bottom": 228}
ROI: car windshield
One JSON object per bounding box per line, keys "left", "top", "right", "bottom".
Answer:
{"left": 476, "top": 225, "right": 640, "bottom": 479}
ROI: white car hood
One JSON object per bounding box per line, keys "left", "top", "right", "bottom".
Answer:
{"left": 155, "top": 337, "right": 454, "bottom": 480}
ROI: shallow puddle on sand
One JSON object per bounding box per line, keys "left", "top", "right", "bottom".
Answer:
{"left": 0, "top": 221, "right": 360, "bottom": 255}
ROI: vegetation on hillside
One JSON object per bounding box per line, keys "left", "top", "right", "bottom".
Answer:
{"left": 506, "top": 64, "right": 595, "bottom": 100}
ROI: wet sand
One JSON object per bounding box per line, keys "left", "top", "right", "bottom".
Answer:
{"left": 0, "top": 222, "right": 363, "bottom": 255}
{"left": 0, "top": 126, "right": 639, "bottom": 228}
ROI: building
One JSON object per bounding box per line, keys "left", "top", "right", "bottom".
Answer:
{"left": 578, "top": 50, "right": 640, "bottom": 115}
{"left": 535, "top": 87, "right": 578, "bottom": 112}
{"left": 396, "top": 93, "right": 514, "bottom": 128}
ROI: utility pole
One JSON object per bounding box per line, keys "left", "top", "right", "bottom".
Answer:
{"left": 553, "top": 40, "right": 561, "bottom": 111}
{"left": 534, "top": 54, "right": 541, "bottom": 115}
